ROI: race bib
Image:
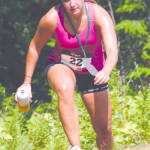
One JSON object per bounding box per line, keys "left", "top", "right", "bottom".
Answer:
{"left": 61, "top": 51, "right": 98, "bottom": 76}
{"left": 61, "top": 53, "right": 85, "bottom": 71}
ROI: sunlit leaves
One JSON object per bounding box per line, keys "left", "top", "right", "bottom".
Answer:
{"left": 46, "top": 38, "right": 56, "bottom": 48}
{"left": 126, "top": 65, "right": 150, "bottom": 79}
{"left": 142, "top": 37, "right": 150, "bottom": 61}
{"left": 116, "top": 20, "right": 148, "bottom": 38}
{"left": 115, "top": 0, "right": 150, "bottom": 85}
{"left": 116, "top": 3, "right": 144, "bottom": 13}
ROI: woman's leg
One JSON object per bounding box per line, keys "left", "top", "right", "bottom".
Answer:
{"left": 81, "top": 89, "right": 113, "bottom": 150}
{"left": 47, "top": 64, "right": 81, "bottom": 147}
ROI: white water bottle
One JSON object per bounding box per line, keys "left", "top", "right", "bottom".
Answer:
{"left": 17, "top": 87, "right": 30, "bottom": 112}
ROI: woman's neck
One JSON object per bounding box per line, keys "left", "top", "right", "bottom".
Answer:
{"left": 68, "top": 5, "right": 86, "bottom": 27}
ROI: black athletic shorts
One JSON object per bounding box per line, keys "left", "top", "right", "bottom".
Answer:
{"left": 44, "top": 63, "right": 108, "bottom": 94}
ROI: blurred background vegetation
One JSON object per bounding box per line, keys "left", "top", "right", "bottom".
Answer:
{"left": 0, "top": 0, "right": 150, "bottom": 149}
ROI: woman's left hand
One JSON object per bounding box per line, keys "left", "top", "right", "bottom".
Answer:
{"left": 94, "top": 70, "right": 110, "bottom": 85}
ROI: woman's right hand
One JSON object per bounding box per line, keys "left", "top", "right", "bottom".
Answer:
{"left": 15, "top": 83, "right": 32, "bottom": 103}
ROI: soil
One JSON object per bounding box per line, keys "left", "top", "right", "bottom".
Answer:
{"left": 124, "top": 144, "right": 150, "bottom": 150}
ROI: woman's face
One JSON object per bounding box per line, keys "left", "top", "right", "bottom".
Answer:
{"left": 62, "top": 0, "right": 84, "bottom": 17}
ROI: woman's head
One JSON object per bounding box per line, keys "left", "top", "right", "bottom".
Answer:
{"left": 61, "top": 0, "right": 85, "bottom": 18}
{"left": 49, "top": 0, "right": 97, "bottom": 17}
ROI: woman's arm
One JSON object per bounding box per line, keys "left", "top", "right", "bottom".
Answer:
{"left": 15, "top": 7, "right": 58, "bottom": 101}
{"left": 24, "top": 7, "right": 58, "bottom": 84}
{"left": 94, "top": 4, "right": 118, "bottom": 85}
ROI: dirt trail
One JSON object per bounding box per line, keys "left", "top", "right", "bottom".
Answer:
{"left": 124, "top": 144, "right": 150, "bottom": 150}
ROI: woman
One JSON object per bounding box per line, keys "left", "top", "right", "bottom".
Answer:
{"left": 16, "top": 0, "right": 118, "bottom": 149}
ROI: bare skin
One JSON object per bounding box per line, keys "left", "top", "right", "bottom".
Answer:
{"left": 15, "top": 0, "right": 118, "bottom": 149}
{"left": 47, "top": 64, "right": 81, "bottom": 148}
{"left": 47, "top": 63, "right": 113, "bottom": 150}
{"left": 81, "top": 90, "right": 113, "bottom": 150}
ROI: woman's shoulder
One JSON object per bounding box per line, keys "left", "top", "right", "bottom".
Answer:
{"left": 41, "top": 6, "right": 59, "bottom": 25}
{"left": 94, "top": 3, "right": 110, "bottom": 17}
{"left": 93, "top": 3, "right": 113, "bottom": 26}
{"left": 86, "top": 2, "right": 110, "bottom": 21}
{"left": 38, "top": 5, "right": 59, "bottom": 33}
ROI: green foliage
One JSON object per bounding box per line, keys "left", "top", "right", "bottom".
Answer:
{"left": 126, "top": 64, "right": 150, "bottom": 80}
{"left": 115, "top": 20, "right": 148, "bottom": 38}
{"left": 110, "top": 69, "right": 150, "bottom": 149}
{"left": 46, "top": 38, "right": 56, "bottom": 48}
{"left": 142, "top": 37, "right": 150, "bottom": 60}
{"left": 0, "top": 66, "right": 150, "bottom": 150}
{"left": 115, "top": 0, "right": 150, "bottom": 92}
{"left": 0, "top": 83, "right": 5, "bottom": 100}
{"left": 116, "top": 3, "right": 144, "bottom": 13}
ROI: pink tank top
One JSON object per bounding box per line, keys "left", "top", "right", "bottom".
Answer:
{"left": 48, "top": 2, "right": 105, "bottom": 74}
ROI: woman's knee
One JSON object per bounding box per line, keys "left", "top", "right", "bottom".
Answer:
{"left": 46, "top": 64, "right": 76, "bottom": 94}
{"left": 56, "top": 82, "right": 75, "bottom": 96}
{"left": 54, "top": 83, "right": 75, "bottom": 106}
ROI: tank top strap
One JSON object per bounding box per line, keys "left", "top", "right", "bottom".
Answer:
{"left": 57, "top": 4, "right": 64, "bottom": 29}
{"left": 86, "top": 2, "right": 95, "bottom": 22}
